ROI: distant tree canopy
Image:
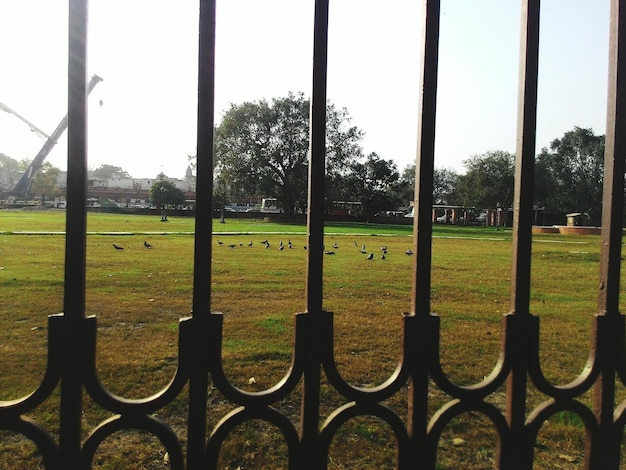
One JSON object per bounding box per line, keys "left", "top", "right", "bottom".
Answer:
{"left": 31, "top": 162, "right": 62, "bottom": 200}
{"left": 456, "top": 150, "right": 515, "bottom": 209}
{"left": 91, "top": 164, "right": 130, "bottom": 179}
{"left": 343, "top": 153, "right": 402, "bottom": 216}
{"left": 150, "top": 180, "right": 185, "bottom": 208}
{"left": 535, "top": 126, "right": 604, "bottom": 223}
{"left": 214, "top": 92, "right": 364, "bottom": 216}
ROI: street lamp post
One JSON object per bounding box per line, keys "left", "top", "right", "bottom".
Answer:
{"left": 160, "top": 186, "right": 168, "bottom": 222}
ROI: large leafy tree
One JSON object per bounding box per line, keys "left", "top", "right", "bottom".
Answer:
{"left": 343, "top": 152, "right": 401, "bottom": 216}
{"left": 535, "top": 126, "right": 604, "bottom": 224}
{"left": 456, "top": 150, "right": 515, "bottom": 209}
{"left": 150, "top": 180, "right": 185, "bottom": 208}
{"left": 214, "top": 92, "right": 363, "bottom": 216}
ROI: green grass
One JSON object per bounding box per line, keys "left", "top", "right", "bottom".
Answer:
{"left": 0, "top": 210, "right": 621, "bottom": 469}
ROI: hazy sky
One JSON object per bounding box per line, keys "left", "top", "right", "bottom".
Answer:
{"left": 0, "top": 0, "right": 611, "bottom": 179}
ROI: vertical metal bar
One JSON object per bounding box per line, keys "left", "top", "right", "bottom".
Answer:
{"left": 188, "top": 0, "right": 216, "bottom": 468}
{"left": 301, "top": 1, "right": 328, "bottom": 467}
{"left": 598, "top": 0, "right": 626, "bottom": 317}
{"left": 64, "top": 0, "right": 89, "bottom": 319}
{"left": 408, "top": 0, "right": 439, "bottom": 467}
{"left": 590, "top": 1, "right": 626, "bottom": 467}
{"left": 305, "top": 0, "right": 328, "bottom": 315}
{"left": 61, "top": 0, "right": 88, "bottom": 467}
{"left": 503, "top": 1, "right": 540, "bottom": 468}
{"left": 510, "top": 0, "right": 539, "bottom": 316}
{"left": 410, "top": 0, "right": 439, "bottom": 318}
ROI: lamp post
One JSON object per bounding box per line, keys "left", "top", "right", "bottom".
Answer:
{"left": 160, "top": 186, "right": 168, "bottom": 222}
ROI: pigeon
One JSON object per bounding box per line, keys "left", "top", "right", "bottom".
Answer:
{"left": 144, "top": 241, "right": 153, "bottom": 248}
{"left": 112, "top": 244, "right": 124, "bottom": 250}
{"left": 217, "top": 240, "right": 224, "bottom": 245}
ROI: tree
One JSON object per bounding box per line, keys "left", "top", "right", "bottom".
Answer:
{"left": 92, "top": 164, "right": 130, "bottom": 179}
{"left": 214, "top": 92, "right": 363, "bottom": 216}
{"left": 150, "top": 180, "right": 185, "bottom": 208}
{"left": 535, "top": 126, "right": 604, "bottom": 224}
{"left": 31, "top": 162, "right": 62, "bottom": 203}
{"left": 343, "top": 153, "right": 401, "bottom": 216}
{"left": 433, "top": 167, "right": 461, "bottom": 205}
{"left": 456, "top": 150, "right": 515, "bottom": 209}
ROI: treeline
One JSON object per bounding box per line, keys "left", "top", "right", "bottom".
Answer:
{"left": 212, "top": 94, "right": 605, "bottom": 222}
{"left": 2, "top": 92, "right": 606, "bottom": 223}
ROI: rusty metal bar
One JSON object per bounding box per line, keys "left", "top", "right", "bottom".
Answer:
{"left": 502, "top": 2, "right": 540, "bottom": 468}
{"left": 60, "top": 0, "right": 89, "bottom": 467}
{"left": 598, "top": 0, "right": 626, "bottom": 316}
{"left": 510, "top": 0, "right": 539, "bottom": 317}
{"left": 590, "top": 0, "right": 626, "bottom": 468}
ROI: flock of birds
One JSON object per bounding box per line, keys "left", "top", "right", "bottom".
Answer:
{"left": 214, "top": 238, "right": 414, "bottom": 260}
{"left": 111, "top": 239, "right": 415, "bottom": 260}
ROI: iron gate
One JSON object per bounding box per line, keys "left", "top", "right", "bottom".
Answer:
{"left": 1, "top": 0, "right": 626, "bottom": 468}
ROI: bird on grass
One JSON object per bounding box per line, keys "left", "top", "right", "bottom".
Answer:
{"left": 112, "top": 244, "right": 124, "bottom": 250}
{"left": 288, "top": 240, "right": 293, "bottom": 249}
{"left": 333, "top": 242, "right": 339, "bottom": 249}
{"left": 381, "top": 253, "right": 386, "bottom": 260}
{"left": 248, "top": 241, "right": 253, "bottom": 247}
{"left": 228, "top": 244, "right": 237, "bottom": 248}
{"left": 325, "top": 251, "right": 336, "bottom": 255}
{"left": 279, "top": 245, "right": 285, "bottom": 251}
{"left": 144, "top": 241, "right": 153, "bottom": 248}
{"left": 405, "top": 248, "right": 413, "bottom": 255}
{"left": 366, "top": 253, "right": 374, "bottom": 260}
{"left": 217, "top": 240, "right": 224, "bottom": 245}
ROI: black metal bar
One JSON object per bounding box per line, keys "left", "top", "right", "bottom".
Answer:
{"left": 60, "top": 0, "right": 89, "bottom": 467}
{"left": 410, "top": 0, "right": 439, "bottom": 318}
{"left": 188, "top": 0, "right": 216, "bottom": 468}
{"left": 305, "top": 0, "right": 328, "bottom": 315}
{"left": 301, "top": 1, "right": 329, "bottom": 467}
{"left": 408, "top": 0, "right": 440, "bottom": 467}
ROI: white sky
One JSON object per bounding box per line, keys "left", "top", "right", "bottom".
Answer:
{"left": 0, "top": 0, "right": 611, "bottom": 180}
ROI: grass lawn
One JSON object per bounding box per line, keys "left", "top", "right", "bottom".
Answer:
{"left": 0, "top": 210, "right": 621, "bottom": 469}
